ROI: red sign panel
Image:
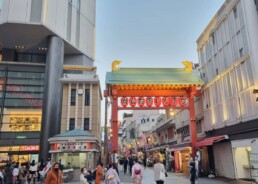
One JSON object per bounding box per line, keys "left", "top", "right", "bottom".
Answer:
{"left": 119, "top": 96, "right": 189, "bottom": 108}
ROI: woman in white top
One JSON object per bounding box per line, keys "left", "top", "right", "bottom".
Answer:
{"left": 153, "top": 157, "right": 166, "bottom": 184}
{"left": 80, "top": 167, "right": 89, "bottom": 184}
{"left": 131, "top": 158, "right": 143, "bottom": 184}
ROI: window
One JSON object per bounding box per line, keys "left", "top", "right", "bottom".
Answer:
{"left": 196, "top": 120, "right": 202, "bottom": 134}
{"left": 84, "top": 118, "right": 89, "bottom": 130}
{"left": 233, "top": 6, "right": 238, "bottom": 19}
{"left": 239, "top": 48, "right": 243, "bottom": 57}
{"left": 71, "top": 89, "right": 76, "bottom": 105}
{"left": 69, "top": 118, "right": 75, "bottom": 130}
{"left": 211, "top": 32, "right": 215, "bottom": 45}
{"left": 85, "top": 89, "right": 90, "bottom": 106}
{"left": 147, "top": 118, "right": 149, "bottom": 122}
{"left": 76, "top": 0, "right": 81, "bottom": 11}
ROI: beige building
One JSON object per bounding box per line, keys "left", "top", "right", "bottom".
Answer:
{"left": 48, "top": 71, "right": 102, "bottom": 169}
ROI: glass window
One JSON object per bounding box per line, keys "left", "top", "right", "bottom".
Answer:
{"left": 246, "top": 59, "right": 254, "bottom": 86}
{"left": 85, "top": 89, "right": 90, "bottom": 106}
{"left": 84, "top": 118, "right": 89, "bottom": 130}
{"left": 69, "top": 118, "right": 75, "bottom": 130}
{"left": 71, "top": 89, "right": 76, "bottom": 106}
{"left": 0, "top": 0, "right": 2, "bottom": 10}
{"left": 233, "top": 6, "right": 238, "bottom": 19}
{"left": 77, "top": 0, "right": 81, "bottom": 11}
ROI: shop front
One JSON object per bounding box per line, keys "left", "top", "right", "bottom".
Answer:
{"left": 48, "top": 129, "right": 100, "bottom": 169}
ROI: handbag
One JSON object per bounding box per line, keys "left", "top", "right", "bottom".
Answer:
{"left": 159, "top": 171, "right": 166, "bottom": 181}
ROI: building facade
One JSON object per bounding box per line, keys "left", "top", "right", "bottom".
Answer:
{"left": 197, "top": 0, "right": 258, "bottom": 181}
{"left": 0, "top": 0, "right": 96, "bottom": 163}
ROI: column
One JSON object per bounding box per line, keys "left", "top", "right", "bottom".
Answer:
{"left": 39, "top": 36, "right": 64, "bottom": 161}
{"left": 189, "top": 92, "right": 197, "bottom": 157}
{"left": 111, "top": 97, "right": 118, "bottom": 153}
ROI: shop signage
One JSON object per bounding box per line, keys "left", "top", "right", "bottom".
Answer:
{"left": 119, "top": 96, "right": 189, "bottom": 108}
{"left": 20, "top": 145, "right": 39, "bottom": 151}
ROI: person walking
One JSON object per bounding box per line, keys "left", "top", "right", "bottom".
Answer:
{"left": 12, "top": 164, "right": 19, "bottom": 184}
{"left": 153, "top": 157, "right": 166, "bottom": 184}
{"left": 189, "top": 161, "right": 196, "bottom": 184}
{"left": 95, "top": 162, "right": 103, "bottom": 184}
{"left": 131, "top": 158, "right": 143, "bottom": 184}
{"left": 123, "top": 158, "right": 128, "bottom": 174}
{"left": 28, "top": 160, "right": 37, "bottom": 184}
{"left": 128, "top": 156, "right": 133, "bottom": 175}
{"left": 80, "top": 167, "right": 89, "bottom": 184}
{"left": 45, "top": 162, "right": 62, "bottom": 184}
{"left": 104, "top": 163, "right": 120, "bottom": 184}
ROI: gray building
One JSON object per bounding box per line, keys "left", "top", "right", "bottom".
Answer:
{"left": 0, "top": 0, "right": 96, "bottom": 162}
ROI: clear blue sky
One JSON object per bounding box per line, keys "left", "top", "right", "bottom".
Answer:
{"left": 95, "top": 0, "right": 225, "bottom": 124}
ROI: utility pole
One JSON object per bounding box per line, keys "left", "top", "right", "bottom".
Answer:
{"left": 104, "top": 97, "right": 109, "bottom": 165}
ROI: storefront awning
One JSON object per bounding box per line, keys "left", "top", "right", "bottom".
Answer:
{"left": 170, "top": 147, "right": 191, "bottom": 152}
{"left": 196, "top": 135, "right": 229, "bottom": 147}
{"left": 170, "top": 141, "right": 191, "bottom": 152}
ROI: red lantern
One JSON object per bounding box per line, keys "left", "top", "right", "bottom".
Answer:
{"left": 178, "top": 97, "right": 187, "bottom": 107}
{"left": 146, "top": 97, "right": 153, "bottom": 107}
{"left": 138, "top": 97, "right": 145, "bottom": 107}
{"left": 170, "top": 97, "right": 177, "bottom": 107}
{"left": 154, "top": 97, "right": 161, "bottom": 107}
{"left": 129, "top": 97, "right": 137, "bottom": 107}
{"left": 120, "top": 97, "right": 128, "bottom": 107}
{"left": 162, "top": 97, "right": 170, "bottom": 107}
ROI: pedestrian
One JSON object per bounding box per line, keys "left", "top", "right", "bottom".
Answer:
{"left": 45, "top": 162, "right": 62, "bottom": 184}
{"left": 12, "top": 164, "right": 19, "bottom": 184}
{"left": 85, "top": 169, "right": 93, "bottom": 184}
{"left": 153, "top": 157, "right": 166, "bottom": 184}
{"left": 28, "top": 160, "right": 37, "bottom": 184}
{"left": 0, "top": 169, "right": 4, "bottom": 184}
{"left": 95, "top": 162, "right": 103, "bottom": 184}
{"left": 19, "top": 165, "right": 28, "bottom": 184}
{"left": 104, "top": 163, "right": 120, "bottom": 184}
{"left": 123, "top": 157, "right": 128, "bottom": 174}
{"left": 129, "top": 156, "right": 133, "bottom": 175}
{"left": 189, "top": 161, "right": 196, "bottom": 184}
{"left": 80, "top": 167, "right": 89, "bottom": 184}
{"left": 131, "top": 158, "right": 143, "bottom": 184}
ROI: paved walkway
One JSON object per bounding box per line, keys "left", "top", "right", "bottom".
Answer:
{"left": 65, "top": 167, "right": 256, "bottom": 184}
{"left": 115, "top": 167, "right": 255, "bottom": 184}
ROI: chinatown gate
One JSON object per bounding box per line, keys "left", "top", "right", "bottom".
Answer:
{"left": 104, "top": 61, "right": 204, "bottom": 158}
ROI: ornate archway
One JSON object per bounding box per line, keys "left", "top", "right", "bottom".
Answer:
{"left": 104, "top": 61, "right": 204, "bottom": 157}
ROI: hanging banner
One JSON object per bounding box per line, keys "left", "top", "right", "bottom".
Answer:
{"left": 120, "top": 97, "right": 128, "bottom": 107}
{"left": 162, "top": 97, "right": 170, "bottom": 107}
{"left": 138, "top": 97, "right": 145, "bottom": 107}
{"left": 154, "top": 97, "right": 161, "bottom": 107}
{"left": 129, "top": 97, "right": 137, "bottom": 107}
{"left": 146, "top": 97, "right": 153, "bottom": 107}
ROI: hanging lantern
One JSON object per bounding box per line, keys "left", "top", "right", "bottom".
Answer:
{"left": 138, "top": 97, "right": 145, "bottom": 107}
{"left": 162, "top": 97, "right": 170, "bottom": 107}
{"left": 146, "top": 97, "right": 153, "bottom": 107}
{"left": 120, "top": 97, "right": 128, "bottom": 107}
{"left": 129, "top": 97, "right": 137, "bottom": 107}
{"left": 170, "top": 97, "right": 177, "bottom": 107}
{"left": 154, "top": 97, "right": 161, "bottom": 107}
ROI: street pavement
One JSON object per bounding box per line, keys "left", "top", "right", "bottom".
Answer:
{"left": 117, "top": 167, "right": 254, "bottom": 184}
{"left": 65, "top": 167, "right": 255, "bottom": 184}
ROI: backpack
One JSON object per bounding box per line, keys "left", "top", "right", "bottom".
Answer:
{"left": 134, "top": 169, "right": 141, "bottom": 175}
{"left": 92, "top": 170, "right": 96, "bottom": 180}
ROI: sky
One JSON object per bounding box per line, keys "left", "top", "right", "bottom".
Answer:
{"left": 95, "top": 0, "right": 225, "bottom": 125}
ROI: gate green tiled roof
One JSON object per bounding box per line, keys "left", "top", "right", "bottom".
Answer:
{"left": 106, "top": 68, "right": 204, "bottom": 85}
{"left": 54, "top": 129, "right": 93, "bottom": 137}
